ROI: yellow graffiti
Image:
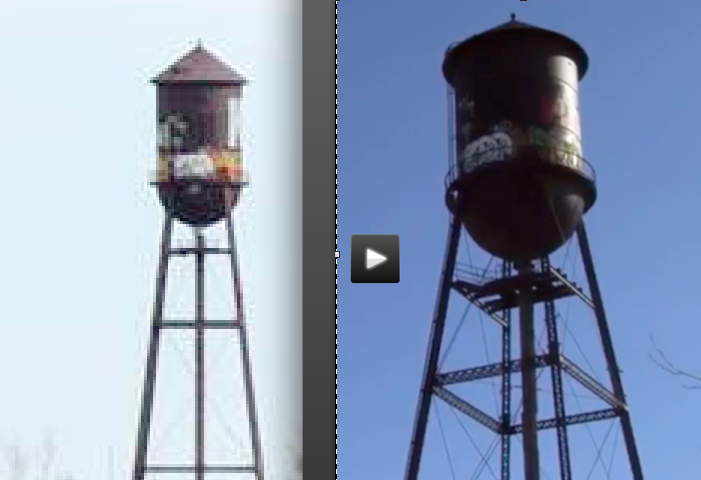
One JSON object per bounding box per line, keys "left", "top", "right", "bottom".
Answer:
{"left": 156, "top": 156, "right": 170, "bottom": 182}
{"left": 528, "top": 126, "right": 581, "bottom": 169}
{"left": 212, "top": 150, "right": 245, "bottom": 181}
{"left": 155, "top": 149, "right": 246, "bottom": 183}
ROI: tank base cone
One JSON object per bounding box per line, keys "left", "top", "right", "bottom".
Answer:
{"left": 158, "top": 182, "right": 240, "bottom": 227}
{"left": 447, "top": 163, "right": 595, "bottom": 261}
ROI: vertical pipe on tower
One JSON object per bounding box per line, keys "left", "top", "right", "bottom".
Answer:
{"left": 500, "top": 260, "right": 512, "bottom": 480}
{"left": 195, "top": 230, "right": 206, "bottom": 480}
{"left": 516, "top": 260, "right": 540, "bottom": 480}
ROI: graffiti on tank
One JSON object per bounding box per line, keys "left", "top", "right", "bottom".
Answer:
{"left": 561, "top": 85, "right": 581, "bottom": 135}
{"left": 539, "top": 83, "right": 584, "bottom": 139}
{"left": 490, "top": 120, "right": 513, "bottom": 134}
{"left": 461, "top": 131, "right": 513, "bottom": 173}
{"left": 173, "top": 150, "right": 216, "bottom": 179}
{"left": 529, "top": 126, "right": 582, "bottom": 170}
{"left": 490, "top": 120, "right": 531, "bottom": 147}
{"left": 458, "top": 96, "right": 476, "bottom": 140}
{"left": 157, "top": 148, "right": 245, "bottom": 183}
{"left": 158, "top": 114, "right": 189, "bottom": 150}
{"left": 458, "top": 96, "right": 475, "bottom": 117}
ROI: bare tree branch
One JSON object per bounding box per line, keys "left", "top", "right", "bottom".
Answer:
{"left": 5, "top": 438, "right": 73, "bottom": 480}
{"left": 650, "top": 335, "right": 701, "bottom": 389}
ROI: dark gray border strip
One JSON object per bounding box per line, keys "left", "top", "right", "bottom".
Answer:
{"left": 303, "top": 0, "right": 336, "bottom": 478}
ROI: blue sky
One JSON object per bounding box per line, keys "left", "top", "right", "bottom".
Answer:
{"left": 339, "top": 1, "right": 701, "bottom": 478}
{"left": 0, "top": 1, "right": 301, "bottom": 478}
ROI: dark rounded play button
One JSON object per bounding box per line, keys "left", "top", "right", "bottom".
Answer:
{"left": 351, "top": 235, "right": 400, "bottom": 283}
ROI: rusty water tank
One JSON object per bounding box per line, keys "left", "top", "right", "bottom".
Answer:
{"left": 443, "top": 16, "right": 596, "bottom": 261}
{"left": 152, "top": 43, "right": 246, "bottom": 226}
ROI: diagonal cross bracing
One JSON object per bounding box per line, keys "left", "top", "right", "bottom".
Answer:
{"left": 548, "top": 267, "right": 594, "bottom": 308}
{"left": 433, "top": 385, "right": 502, "bottom": 433}
{"left": 560, "top": 355, "right": 625, "bottom": 409}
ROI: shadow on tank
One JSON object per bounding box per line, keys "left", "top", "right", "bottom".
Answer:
{"left": 158, "top": 181, "right": 240, "bottom": 227}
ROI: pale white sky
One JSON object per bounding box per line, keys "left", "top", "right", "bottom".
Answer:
{"left": 0, "top": 1, "right": 301, "bottom": 478}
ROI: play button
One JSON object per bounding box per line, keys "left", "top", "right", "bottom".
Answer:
{"left": 351, "top": 235, "right": 400, "bottom": 283}
{"left": 365, "top": 248, "right": 388, "bottom": 271}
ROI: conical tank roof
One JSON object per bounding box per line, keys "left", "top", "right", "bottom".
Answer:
{"left": 152, "top": 42, "right": 246, "bottom": 85}
{"left": 443, "top": 14, "right": 589, "bottom": 81}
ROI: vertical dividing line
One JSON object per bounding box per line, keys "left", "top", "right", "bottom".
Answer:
{"left": 516, "top": 260, "right": 540, "bottom": 480}
{"left": 405, "top": 215, "right": 462, "bottom": 480}
{"left": 500, "top": 261, "right": 512, "bottom": 480}
{"left": 576, "top": 222, "right": 644, "bottom": 480}
{"left": 195, "top": 229, "right": 206, "bottom": 480}
{"left": 226, "top": 215, "right": 265, "bottom": 480}
{"left": 133, "top": 214, "right": 173, "bottom": 480}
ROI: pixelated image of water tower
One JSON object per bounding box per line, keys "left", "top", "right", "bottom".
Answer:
{"left": 443, "top": 17, "right": 596, "bottom": 261}
{"left": 152, "top": 42, "right": 247, "bottom": 226}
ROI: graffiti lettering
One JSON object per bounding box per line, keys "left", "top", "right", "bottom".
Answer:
{"left": 461, "top": 132, "right": 513, "bottom": 173}
{"left": 529, "top": 127, "right": 581, "bottom": 170}
{"left": 158, "top": 114, "right": 189, "bottom": 150}
{"left": 458, "top": 96, "right": 476, "bottom": 140}
{"left": 173, "top": 152, "right": 216, "bottom": 179}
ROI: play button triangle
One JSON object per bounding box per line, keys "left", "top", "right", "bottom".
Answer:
{"left": 365, "top": 248, "right": 387, "bottom": 271}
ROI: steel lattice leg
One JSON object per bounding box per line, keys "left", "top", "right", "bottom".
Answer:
{"left": 405, "top": 216, "right": 462, "bottom": 480}
{"left": 226, "top": 215, "right": 265, "bottom": 480}
{"left": 576, "top": 223, "right": 644, "bottom": 480}
{"left": 133, "top": 214, "right": 173, "bottom": 480}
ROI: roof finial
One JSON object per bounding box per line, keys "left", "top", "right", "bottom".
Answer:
{"left": 196, "top": 38, "right": 203, "bottom": 49}
{"left": 510, "top": 12, "right": 516, "bottom": 21}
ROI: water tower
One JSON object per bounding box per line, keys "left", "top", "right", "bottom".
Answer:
{"left": 132, "top": 43, "right": 264, "bottom": 480}
{"left": 405, "top": 16, "right": 644, "bottom": 479}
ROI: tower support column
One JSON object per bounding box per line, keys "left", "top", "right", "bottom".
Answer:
{"left": 195, "top": 230, "right": 206, "bottom": 480}
{"left": 577, "top": 223, "right": 644, "bottom": 480}
{"left": 131, "top": 211, "right": 265, "bottom": 479}
{"left": 404, "top": 219, "right": 645, "bottom": 479}
{"left": 227, "top": 214, "right": 265, "bottom": 480}
{"left": 516, "top": 260, "right": 540, "bottom": 480}
{"left": 405, "top": 215, "right": 462, "bottom": 480}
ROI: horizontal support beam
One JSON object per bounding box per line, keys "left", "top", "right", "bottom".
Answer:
{"left": 548, "top": 267, "right": 594, "bottom": 309}
{"left": 159, "top": 320, "right": 241, "bottom": 329}
{"left": 433, "top": 386, "right": 501, "bottom": 433}
{"left": 482, "top": 287, "right": 573, "bottom": 313}
{"left": 149, "top": 180, "right": 249, "bottom": 187}
{"left": 560, "top": 355, "right": 625, "bottom": 409}
{"left": 433, "top": 387, "right": 618, "bottom": 436}
{"left": 466, "top": 271, "right": 549, "bottom": 298}
{"left": 169, "top": 247, "right": 232, "bottom": 256}
{"left": 510, "top": 408, "right": 618, "bottom": 434}
{"left": 146, "top": 465, "right": 256, "bottom": 473}
{"left": 437, "top": 355, "right": 550, "bottom": 385}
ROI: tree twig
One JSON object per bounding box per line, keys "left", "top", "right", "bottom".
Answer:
{"left": 649, "top": 335, "right": 701, "bottom": 389}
